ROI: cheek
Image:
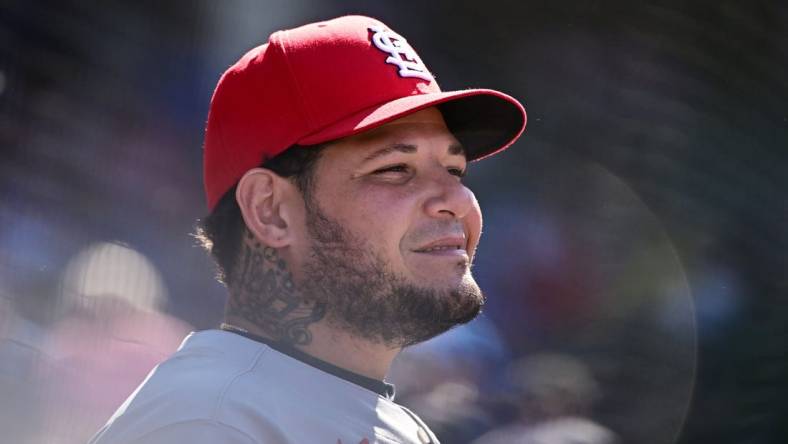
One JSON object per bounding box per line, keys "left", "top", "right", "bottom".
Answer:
{"left": 467, "top": 194, "right": 483, "bottom": 257}
{"left": 344, "top": 185, "right": 416, "bottom": 255}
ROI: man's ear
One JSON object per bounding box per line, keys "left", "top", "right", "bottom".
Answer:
{"left": 236, "top": 168, "right": 298, "bottom": 249}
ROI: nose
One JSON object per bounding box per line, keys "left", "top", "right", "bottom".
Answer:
{"left": 422, "top": 171, "right": 477, "bottom": 220}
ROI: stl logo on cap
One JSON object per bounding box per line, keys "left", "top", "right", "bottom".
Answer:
{"left": 369, "top": 25, "right": 434, "bottom": 82}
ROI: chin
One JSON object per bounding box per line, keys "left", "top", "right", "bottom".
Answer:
{"left": 407, "top": 263, "right": 472, "bottom": 287}
{"left": 398, "top": 279, "right": 485, "bottom": 347}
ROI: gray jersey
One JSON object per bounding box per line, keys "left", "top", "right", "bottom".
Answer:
{"left": 90, "top": 329, "right": 438, "bottom": 444}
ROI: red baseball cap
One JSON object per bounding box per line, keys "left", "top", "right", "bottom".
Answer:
{"left": 203, "top": 15, "right": 526, "bottom": 211}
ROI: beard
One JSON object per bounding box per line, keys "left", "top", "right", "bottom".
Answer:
{"left": 299, "top": 197, "right": 484, "bottom": 348}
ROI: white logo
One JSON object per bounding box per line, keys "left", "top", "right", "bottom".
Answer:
{"left": 369, "top": 25, "right": 434, "bottom": 82}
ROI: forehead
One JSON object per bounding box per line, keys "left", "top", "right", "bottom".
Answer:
{"left": 320, "top": 107, "right": 464, "bottom": 163}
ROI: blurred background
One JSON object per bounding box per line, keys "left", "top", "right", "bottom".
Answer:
{"left": 1, "top": 1, "right": 786, "bottom": 443}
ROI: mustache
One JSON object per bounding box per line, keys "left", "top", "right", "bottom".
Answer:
{"left": 408, "top": 221, "right": 466, "bottom": 242}
{"left": 407, "top": 221, "right": 469, "bottom": 252}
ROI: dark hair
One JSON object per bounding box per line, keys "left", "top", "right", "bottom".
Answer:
{"left": 195, "top": 145, "right": 325, "bottom": 285}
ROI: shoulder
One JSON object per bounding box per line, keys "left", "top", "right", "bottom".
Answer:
{"left": 91, "top": 330, "right": 290, "bottom": 444}
{"left": 93, "top": 420, "right": 258, "bottom": 444}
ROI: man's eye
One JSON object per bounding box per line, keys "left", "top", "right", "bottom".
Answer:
{"left": 373, "top": 164, "right": 409, "bottom": 174}
{"left": 448, "top": 167, "right": 466, "bottom": 178}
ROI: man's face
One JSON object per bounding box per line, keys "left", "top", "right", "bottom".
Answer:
{"left": 291, "top": 107, "right": 485, "bottom": 347}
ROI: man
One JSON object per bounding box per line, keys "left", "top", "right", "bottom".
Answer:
{"left": 90, "top": 15, "right": 525, "bottom": 444}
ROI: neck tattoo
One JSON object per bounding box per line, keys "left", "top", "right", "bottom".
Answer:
{"left": 226, "top": 231, "right": 326, "bottom": 346}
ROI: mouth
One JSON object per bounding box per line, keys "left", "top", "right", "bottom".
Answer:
{"left": 412, "top": 236, "right": 468, "bottom": 257}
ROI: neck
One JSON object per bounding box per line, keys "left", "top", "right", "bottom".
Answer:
{"left": 224, "top": 231, "right": 399, "bottom": 380}
{"left": 223, "top": 315, "right": 399, "bottom": 380}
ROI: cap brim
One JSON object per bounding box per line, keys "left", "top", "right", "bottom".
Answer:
{"left": 297, "top": 89, "right": 526, "bottom": 161}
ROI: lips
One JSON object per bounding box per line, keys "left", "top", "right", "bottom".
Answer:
{"left": 413, "top": 236, "right": 467, "bottom": 254}
{"left": 419, "top": 245, "right": 462, "bottom": 253}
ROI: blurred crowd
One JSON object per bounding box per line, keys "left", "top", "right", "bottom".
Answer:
{"left": 0, "top": 242, "right": 191, "bottom": 443}
{"left": 2, "top": 1, "right": 786, "bottom": 443}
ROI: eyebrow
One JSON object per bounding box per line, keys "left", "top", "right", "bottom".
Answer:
{"left": 361, "top": 142, "right": 466, "bottom": 163}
